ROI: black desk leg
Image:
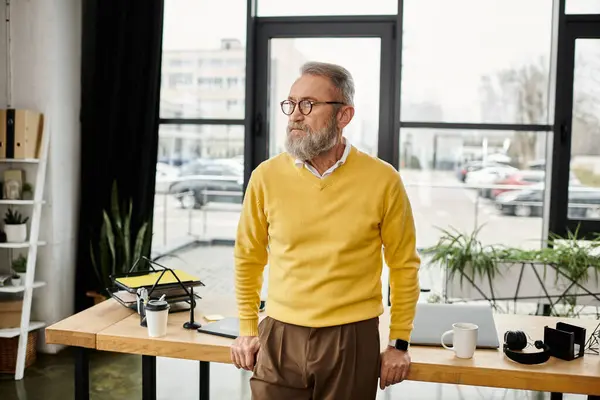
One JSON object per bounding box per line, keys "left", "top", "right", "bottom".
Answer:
{"left": 74, "top": 347, "right": 90, "bottom": 400}
{"left": 550, "top": 393, "right": 563, "bottom": 400}
{"left": 199, "top": 361, "right": 210, "bottom": 400}
{"left": 588, "top": 396, "right": 600, "bottom": 400}
{"left": 142, "top": 355, "right": 157, "bottom": 400}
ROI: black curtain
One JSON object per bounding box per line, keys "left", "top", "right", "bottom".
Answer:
{"left": 75, "top": 0, "right": 164, "bottom": 311}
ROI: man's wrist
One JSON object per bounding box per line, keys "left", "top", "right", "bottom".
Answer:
{"left": 388, "top": 339, "right": 409, "bottom": 351}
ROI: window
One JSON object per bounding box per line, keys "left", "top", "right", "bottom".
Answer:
{"left": 400, "top": 128, "right": 550, "bottom": 250}
{"left": 257, "top": 0, "right": 397, "bottom": 16}
{"left": 154, "top": 125, "right": 244, "bottom": 248}
{"left": 401, "top": 0, "right": 553, "bottom": 124}
{"left": 267, "top": 37, "right": 381, "bottom": 158}
{"left": 168, "top": 73, "right": 193, "bottom": 87}
{"left": 160, "top": 0, "right": 246, "bottom": 119}
{"left": 568, "top": 38, "right": 600, "bottom": 220}
{"left": 566, "top": 0, "right": 600, "bottom": 14}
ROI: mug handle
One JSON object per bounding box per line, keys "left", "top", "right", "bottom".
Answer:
{"left": 441, "top": 329, "right": 454, "bottom": 351}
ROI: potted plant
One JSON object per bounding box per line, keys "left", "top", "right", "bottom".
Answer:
{"left": 22, "top": 183, "right": 33, "bottom": 200}
{"left": 3, "top": 208, "right": 29, "bottom": 242}
{"left": 11, "top": 254, "right": 27, "bottom": 284}
{"left": 10, "top": 271, "right": 21, "bottom": 286}
{"left": 423, "top": 225, "right": 600, "bottom": 309}
{"left": 88, "top": 181, "right": 151, "bottom": 300}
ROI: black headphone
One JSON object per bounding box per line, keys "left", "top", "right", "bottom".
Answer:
{"left": 503, "top": 330, "right": 551, "bottom": 365}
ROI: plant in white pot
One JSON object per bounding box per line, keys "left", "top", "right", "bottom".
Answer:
{"left": 3, "top": 208, "right": 29, "bottom": 242}
{"left": 11, "top": 254, "right": 27, "bottom": 284}
{"left": 10, "top": 270, "right": 21, "bottom": 286}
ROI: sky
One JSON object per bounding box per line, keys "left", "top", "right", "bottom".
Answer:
{"left": 161, "top": 0, "right": 599, "bottom": 123}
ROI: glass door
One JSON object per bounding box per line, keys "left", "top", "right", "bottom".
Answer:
{"left": 251, "top": 19, "right": 397, "bottom": 166}
{"left": 551, "top": 18, "right": 600, "bottom": 238}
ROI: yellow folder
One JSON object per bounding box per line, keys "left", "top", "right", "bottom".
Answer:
{"left": 115, "top": 269, "right": 199, "bottom": 289}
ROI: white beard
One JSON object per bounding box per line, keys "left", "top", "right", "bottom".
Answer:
{"left": 285, "top": 115, "right": 338, "bottom": 161}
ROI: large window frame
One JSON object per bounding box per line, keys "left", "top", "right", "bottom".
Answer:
{"left": 156, "top": 0, "right": 598, "bottom": 244}
{"left": 550, "top": 10, "right": 600, "bottom": 239}
{"left": 252, "top": 17, "right": 398, "bottom": 166}
{"left": 243, "top": 0, "right": 561, "bottom": 241}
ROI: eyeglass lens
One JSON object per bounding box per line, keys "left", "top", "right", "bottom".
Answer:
{"left": 281, "top": 100, "right": 312, "bottom": 115}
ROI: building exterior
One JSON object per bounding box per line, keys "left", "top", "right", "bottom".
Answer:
{"left": 159, "top": 38, "right": 246, "bottom": 164}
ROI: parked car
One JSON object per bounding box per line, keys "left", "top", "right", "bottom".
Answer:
{"left": 168, "top": 159, "right": 244, "bottom": 209}
{"left": 491, "top": 170, "right": 582, "bottom": 199}
{"left": 495, "top": 184, "right": 600, "bottom": 218}
{"left": 465, "top": 165, "right": 519, "bottom": 197}
{"left": 455, "top": 160, "right": 510, "bottom": 182}
{"left": 155, "top": 162, "right": 180, "bottom": 194}
{"left": 491, "top": 170, "right": 545, "bottom": 199}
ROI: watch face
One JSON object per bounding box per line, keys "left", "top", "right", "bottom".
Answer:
{"left": 395, "top": 340, "right": 409, "bottom": 351}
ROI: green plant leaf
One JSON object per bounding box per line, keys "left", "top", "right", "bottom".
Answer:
{"left": 90, "top": 180, "right": 154, "bottom": 293}
{"left": 102, "top": 210, "right": 116, "bottom": 279}
{"left": 133, "top": 222, "right": 148, "bottom": 268}
{"left": 123, "top": 200, "right": 132, "bottom": 273}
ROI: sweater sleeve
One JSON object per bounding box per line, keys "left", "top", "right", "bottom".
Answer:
{"left": 234, "top": 169, "right": 269, "bottom": 336}
{"left": 381, "top": 174, "right": 421, "bottom": 342}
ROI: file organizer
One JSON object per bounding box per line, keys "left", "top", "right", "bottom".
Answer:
{"left": 110, "top": 256, "right": 204, "bottom": 313}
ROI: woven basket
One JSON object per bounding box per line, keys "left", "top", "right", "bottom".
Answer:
{"left": 0, "top": 331, "right": 37, "bottom": 374}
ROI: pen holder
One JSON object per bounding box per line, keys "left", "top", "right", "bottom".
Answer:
{"left": 139, "top": 298, "right": 147, "bottom": 327}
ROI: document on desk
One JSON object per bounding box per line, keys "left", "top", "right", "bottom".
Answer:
{"left": 115, "top": 270, "right": 200, "bottom": 289}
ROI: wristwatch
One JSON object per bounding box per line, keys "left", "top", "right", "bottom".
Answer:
{"left": 389, "top": 339, "right": 409, "bottom": 351}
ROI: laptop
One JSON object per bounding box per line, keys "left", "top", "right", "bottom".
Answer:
{"left": 197, "top": 303, "right": 500, "bottom": 349}
{"left": 410, "top": 303, "right": 500, "bottom": 348}
{"left": 197, "top": 317, "right": 240, "bottom": 339}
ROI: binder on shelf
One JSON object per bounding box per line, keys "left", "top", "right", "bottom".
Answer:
{"left": 0, "top": 109, "right": 44, "bottom": 159}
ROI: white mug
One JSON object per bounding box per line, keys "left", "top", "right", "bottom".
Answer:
{"left": 441, "top": 322, "right": 478, "bottom": 359}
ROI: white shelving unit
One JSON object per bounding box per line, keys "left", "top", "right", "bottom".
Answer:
{"left": 0, "top": 322, "right": 45, "bottom": 339}
{"left": 0, "top": 281, "right": 46, "bottom": 293}
{"left": 0, "top": 115, "right": 50, "bottom": 380}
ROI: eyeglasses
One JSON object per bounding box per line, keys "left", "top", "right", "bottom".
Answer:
{"left": 280, "top": 99, "right": 345, "bottom": 116}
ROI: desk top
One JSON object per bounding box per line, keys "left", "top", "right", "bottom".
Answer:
{"left": 45, "top": 298, "right": 134, "bottom": 349}
{"left": 47, "top": 298, "right": 600, "bottom": 395}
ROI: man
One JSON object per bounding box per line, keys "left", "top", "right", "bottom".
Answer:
{"left": 231, "top": 61, "right": 421, "bottom": 399}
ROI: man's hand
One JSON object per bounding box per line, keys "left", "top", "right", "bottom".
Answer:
{"left": 230, "top": 335, "right": 260, "bottom": 371}
{"left": 379, "top": 346, "right": 411, "bottom": 390}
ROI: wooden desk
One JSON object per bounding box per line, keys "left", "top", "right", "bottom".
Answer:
{"left": 45, "top": 299, "right": 134, "bottom": 399}
{"left": 47, "top": 298, "right": 600, "bottom": 400}
{"left": 46, "top": 298, "right": 134, "bottom": 349}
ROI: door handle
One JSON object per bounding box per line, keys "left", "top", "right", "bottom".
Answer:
{"left": 254, "top": 113, "right": 263, "bottom": 137}
{"left": 560, "top": 122, "right": 569, "bottom": 144}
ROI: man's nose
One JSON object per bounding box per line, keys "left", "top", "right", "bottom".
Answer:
{"left": 290, "top": 106, "right": 304, "bottom": 122}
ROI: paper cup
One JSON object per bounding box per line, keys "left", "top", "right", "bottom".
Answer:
{"left": 145, "top": 299, "right": 170, "bottom": 337}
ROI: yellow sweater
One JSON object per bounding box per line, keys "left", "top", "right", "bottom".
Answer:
{"left": 234, "top": 145, "right": 421, "bottom": 341}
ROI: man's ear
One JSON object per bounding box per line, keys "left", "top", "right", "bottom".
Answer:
{"left": 337, "top": 106, "right": 355, "bottom": 129}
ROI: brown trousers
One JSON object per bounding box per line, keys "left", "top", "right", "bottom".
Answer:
{"left": 250, "top": 316, "right": 381, "bottom": 400}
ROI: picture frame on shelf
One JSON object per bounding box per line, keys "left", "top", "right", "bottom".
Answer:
{"left": 3, "top": 169, "right": 23, "bottom": 200}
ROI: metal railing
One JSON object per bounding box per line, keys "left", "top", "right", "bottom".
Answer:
{"left": 154, "top": 174, "right": 244, "bottom": 248}
{"left": 153, "top": 173, "right": 600, "bottom": 250}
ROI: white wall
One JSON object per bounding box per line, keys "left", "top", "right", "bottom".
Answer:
{"left": 4, "top": 0, "right": 81, "bottom": 353}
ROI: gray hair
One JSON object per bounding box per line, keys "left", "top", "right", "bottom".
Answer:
{"left": 300, "top": 61, "right": 355, "bottom": 106}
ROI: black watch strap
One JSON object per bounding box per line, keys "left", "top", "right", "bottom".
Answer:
{"left": 394, "top": 339, "right": 409, "bottom": 351}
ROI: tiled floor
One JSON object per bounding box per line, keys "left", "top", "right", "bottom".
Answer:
{"left": 0, "top": 244, "right": 591, "bottom": 399}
